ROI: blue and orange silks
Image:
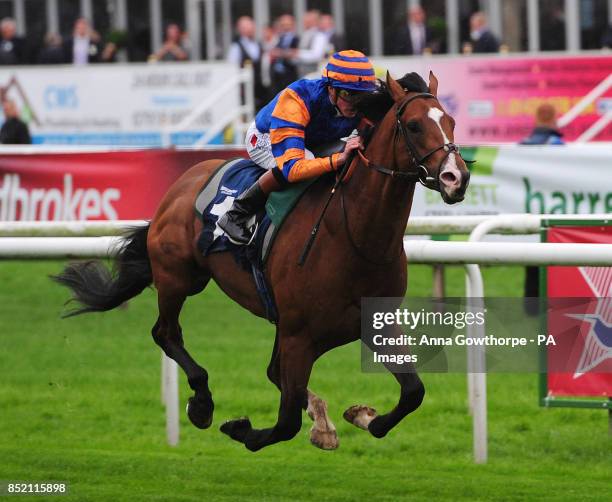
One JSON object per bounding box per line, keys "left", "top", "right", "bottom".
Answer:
{"left": 255, "top": 78, "right": 359, "bottom": 182}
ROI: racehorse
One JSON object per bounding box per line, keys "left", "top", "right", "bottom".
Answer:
{"left": 53, "top": 72, "right": 470, "bottom": 451}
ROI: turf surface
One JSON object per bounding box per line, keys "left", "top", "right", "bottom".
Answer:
{"left": 0, "top": 261, "right": 609, "bottom": 501}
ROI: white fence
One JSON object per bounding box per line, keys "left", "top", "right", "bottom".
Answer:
{"left": 1, "top": 214, "right": 611, "bottom": 461}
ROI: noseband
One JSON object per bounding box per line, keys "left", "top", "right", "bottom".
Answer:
{"left": 359, "top": 92, "right": 463, "bottom": 191}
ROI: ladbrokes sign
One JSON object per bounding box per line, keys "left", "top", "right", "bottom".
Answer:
{"left": 0, "top": 174, "right": 120, "bottom": 220}
{"left": 0, "top": 149, "right": 245, "bottom": 221}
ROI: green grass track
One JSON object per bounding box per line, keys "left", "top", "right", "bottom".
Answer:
{"left": 0, "top": 261, "right": 609, "bottom": 501}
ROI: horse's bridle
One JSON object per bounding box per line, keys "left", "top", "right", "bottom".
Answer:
{"left": 358, "top": 92, "right": 463, "bottom": 192}
{"left": 339, "top": 91, "right": 467, "bottom": 266}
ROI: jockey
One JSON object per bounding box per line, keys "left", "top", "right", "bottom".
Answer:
{"left": 218, "top": 49, "right": 378, "bottom": 245}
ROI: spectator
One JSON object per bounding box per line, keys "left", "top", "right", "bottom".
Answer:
{"left": 150, "top": 23, "right": 188, "bottom": 62}
{"left": 520, "top": 104, "right": 564, "bottom": 311}
{"left": 319, "top": 14, "right": 346, "bottom": 54}
{"left": 541, "top": 6, "right": 565, "bottom": 51}
{"left": 0, "top": 17, "right": 26, "bottom": 65}
{"left": 228, "top": 16, "right": 268, "bottom": 110}
{"left": 468, "top": 11, "right": 500, "bottom": 53}
{"left": 391, "top": 5, "right": 435, "bottom": 55}
{"left": 260, "top": 24, "right": 278, "bottom": 93}
{"left": 520, "top": 103, "right": 564, "bottom": 145}
{"left": 0, "top": 99, "right": 31, "bottom": 144}
{"left": 92, "top": 29, "right": 119, "bottom": 63}
{"left": 63, "top": 18, "right": 103, "bottom": 64}
{"left": 295, "top": 10, "right": 328, "bottom": 77}
{"left": 37, "top": 33, "right": 64, "bottom": 64}
{"left": 269, "top": 15, "right": 299, "bottom": 95}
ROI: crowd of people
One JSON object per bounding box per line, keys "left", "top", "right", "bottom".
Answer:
{"left": 0, "top": 7, "right": 518, "bottom": 70}
{"left": 2, "top": 3, "right": 612, "bottom": 68}
{"left": 0, "top": 5, "right": 603, "bottom": 145}
{"left": 0, "top": 5, "right": 511, "bottom": 143}
{"left": 227, "top": 10, "right": 345, "bottom": 110}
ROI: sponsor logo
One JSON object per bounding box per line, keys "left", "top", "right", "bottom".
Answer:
{"left": 467, "top": 100, "right": 494, "bottom": 118}
{"left": 566, "top": 268, "right": 612, "bottom": 377}
{"left": 219, "top": 186, "right": 238, "bottom": 196}
{"left": 44, "top": 85, "right": 79, "bottom": 109}
{"left": 0, "top": 173, "right": 120, "bottom": 221}
{"left": 439, "top": 94, "right": 458, "bottom": 116}
{"left": 523, "top": 178, "right": 612, "bottom": 214}
{"left": 596, "top": 98, "right": 612, "bottom": 114}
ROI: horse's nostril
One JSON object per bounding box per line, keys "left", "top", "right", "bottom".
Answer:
{"left": 440, "top": 170, "right": 458, "bottom": 186}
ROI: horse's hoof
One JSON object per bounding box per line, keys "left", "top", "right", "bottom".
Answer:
{"left": 310, "top": 427, "right": 339, "bottom": 450}
{"left": 220, "top": 417, "right": 252, "bottom": 443}
{"left": 186, "top": 396, "right": 214, "bottom": 429}
{"left": 368, "top": 416, "right": 389, "bottom": 438}
{"left": 343, "top": 405, "right": 378, "bottom": 430}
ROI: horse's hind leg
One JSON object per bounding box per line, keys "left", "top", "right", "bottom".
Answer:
{"left": 306, "top": 391, "right": 338, "bottom": 450}
{"left": 152, "top": 271, "right": 214, "bottom": 429}
{"left": 221, "top": 334, "right": 314, "bottom": 451}
{"left": 267, "top": 332, "right": 338, "bottom": 450}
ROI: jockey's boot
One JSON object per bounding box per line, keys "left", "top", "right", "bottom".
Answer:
{"left": 217, "top": 169, "right": 283, "bottom": 245}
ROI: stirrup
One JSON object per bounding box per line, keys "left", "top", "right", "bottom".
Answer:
{"left": 224, "top": 221, "right": 259, "bottom": 246}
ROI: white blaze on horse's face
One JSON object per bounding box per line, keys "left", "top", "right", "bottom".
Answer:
{"left": 427, "top": 107, "right": 463, "bottom": 196}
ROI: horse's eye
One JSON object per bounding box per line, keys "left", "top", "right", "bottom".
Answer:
{"left": 406, "top": 121, "right": 421, "bottom": 133}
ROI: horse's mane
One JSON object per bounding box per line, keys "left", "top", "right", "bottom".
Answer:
{"left": 355, "top": 72, "right": 429, "bottom": 123}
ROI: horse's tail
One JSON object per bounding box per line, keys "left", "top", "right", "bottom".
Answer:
{"left": 51, "top": 224, "right": 152, "bottom": 317}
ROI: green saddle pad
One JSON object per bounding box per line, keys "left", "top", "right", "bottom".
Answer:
{"left": 265, "top": 179, "right": 316, "bottom": 227}
{"left": 261, "top": 178, "right": 317, "bottom": 264}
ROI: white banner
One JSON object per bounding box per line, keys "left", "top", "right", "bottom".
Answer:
{"left": 412, "top": 144, "right": 612, "bottom": 217}
{"left": 0, "top": 62, "right": 241, "bottom": 146}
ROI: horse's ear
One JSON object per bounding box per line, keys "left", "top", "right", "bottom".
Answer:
{"left": 428, "top": 71, "right": 439, "bottom": 97}
{"left": 386, "top": 71, "right": 405, "bottom": 102}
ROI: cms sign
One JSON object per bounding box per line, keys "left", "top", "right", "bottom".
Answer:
{"left": 44, "top": 86, "right": 78, "bottom": 109}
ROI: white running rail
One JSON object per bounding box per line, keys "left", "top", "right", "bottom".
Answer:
{"left": 2, "top": 214, "right": 611, "bottom": 461}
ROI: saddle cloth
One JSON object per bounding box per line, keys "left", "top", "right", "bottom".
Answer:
{"left": 194, "top": 158, "right": 315, "bottom": 321}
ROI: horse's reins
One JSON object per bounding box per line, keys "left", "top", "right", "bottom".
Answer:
{"left": 298, "top": 92, "right": 469, "bottom": 266}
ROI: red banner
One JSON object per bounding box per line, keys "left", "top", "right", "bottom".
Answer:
{"left": 547, "top": 225, "right": 612, "bottom": 398}
{"left": 0, "top": 148, "right": 246, "bottom": 221}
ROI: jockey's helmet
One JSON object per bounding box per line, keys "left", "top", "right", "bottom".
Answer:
{"left": 322, "top": 50, "right": 377, "bottom": 92}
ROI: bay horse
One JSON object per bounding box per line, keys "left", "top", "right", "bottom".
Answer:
{"left": 53, "top": 72, "right": 470, "bottom": 451}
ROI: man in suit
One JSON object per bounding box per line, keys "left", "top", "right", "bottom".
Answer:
{"left": 319, "top": 14, "right": 346, "bottom": 54}
{"left": 63, "top": 17, "right": 103, "bottom": 65}
{"left": 227, "top": 16, "right": 268, "bottom": 110}
{"left": 269, "top": 15, "right": 299, "bottom": 95}
{"left": 469, "top": 11, "right": 500, "bottom": 53}
{"left": 0, "top": 17, "right": 26, "bottom": 65}
{"left": 392, "top": 5, "right": 434, "bottom": 55}
{"left": 294, "top": 10, "right": 329, "bottom": 77}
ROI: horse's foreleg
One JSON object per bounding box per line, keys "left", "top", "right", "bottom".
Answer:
{"left": 344, "top": 370, "right": 424, "bottom": 438}
{"left": 266, "top": 332, "right": 338, "bottom": 450}
{"left": 221, "top": 335, "right": 313, "bottom": 451}
{"left": 344, "top": 326, "right": 425, "bottom": 438}
{"left": 153, "top": 273, "right": 214, "bottom": 429}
